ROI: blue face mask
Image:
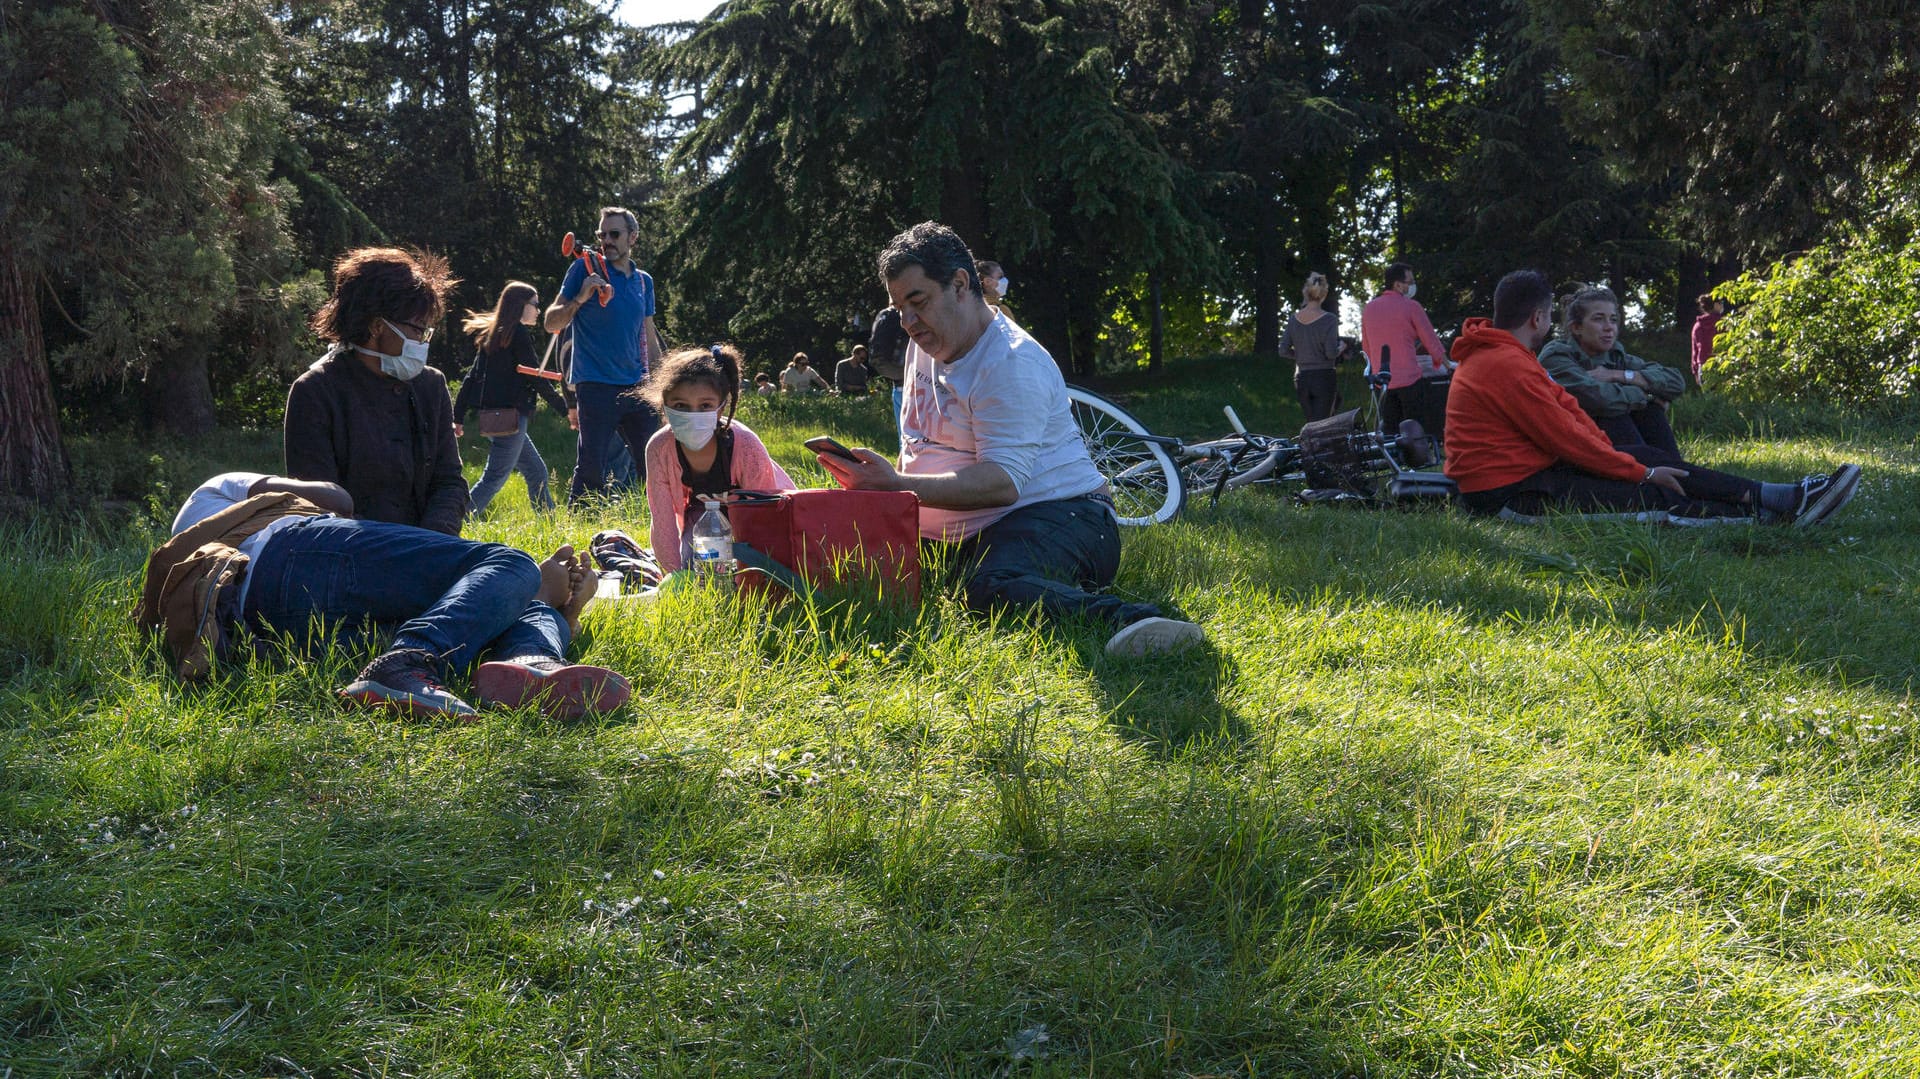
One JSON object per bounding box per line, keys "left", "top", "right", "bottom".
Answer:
{"left": 354, "top": 318, "right": 432, "bottom": 380}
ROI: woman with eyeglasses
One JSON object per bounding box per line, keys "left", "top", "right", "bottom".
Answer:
{"left": 285, "top": 247, "right": 470, "bottom": 535}
{"left": 453, "top": 281, "right": 571, "bottom": 516}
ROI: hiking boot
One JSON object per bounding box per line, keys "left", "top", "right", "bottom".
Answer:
{"left": 473, "top": 655, "right": 632, "bottom": 720}
{"left": 340, "top": 649, "right": 476, "bottom": 720}
{"left": 1105, "top": 616, "right": 1205, "bottom": 657}
{"left": 1792, "top": 465, "right": 1863, "bottom": 528}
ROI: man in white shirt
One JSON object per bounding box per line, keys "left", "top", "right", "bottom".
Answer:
{"left": 819, "top": 222, "right": 1202, "bottom": 656}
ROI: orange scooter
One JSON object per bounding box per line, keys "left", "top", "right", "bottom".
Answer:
{"left": 517, "top": 231, "right": 613, "bottom": 382}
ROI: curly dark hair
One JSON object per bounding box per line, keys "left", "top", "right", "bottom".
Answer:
{"left": 877, "top": 221, "right": 982, "bottom": 297}
{"left": 634, "top": 344, "right": 743, "bottom": 425}
{"left": 309, "top": 247, "right": 458, "bottom": 346}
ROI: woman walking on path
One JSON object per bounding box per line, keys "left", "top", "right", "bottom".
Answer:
{"left": 455, "top": 281, "right": 570, "bottom": 515}
{"left": 1280, "top": 272, "right": 1344, "bottom": 422}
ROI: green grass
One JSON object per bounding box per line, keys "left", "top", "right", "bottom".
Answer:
{"left": 7, "top": 355, "right": 1920, "bottom": 1075}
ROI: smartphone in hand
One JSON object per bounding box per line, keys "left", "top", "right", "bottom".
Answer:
{"left": 804, "top": 435, "right": 863, "bottom": 464}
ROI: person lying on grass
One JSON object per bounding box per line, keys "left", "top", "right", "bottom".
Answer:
{"left": 1443, "top": 270, "right": 1861, "bottom": 526}
{"left": 637, "top": 344, "right": 794, "bottom": 572}
{"left": 1534, "top": 283, "right": 1862, "bottom": 523}
{"left": 141, "top": 472, "right": 629, "bottom": 721}
{"left": 818, "top": 221, "right": 1202, "bottom": 657}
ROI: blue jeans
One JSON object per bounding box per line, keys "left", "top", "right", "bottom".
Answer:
{"left": 949, "top": 495, "right": 1159, "bottom": 629}
{"left": 244, "top": 516, "right": 569, "bottom": 672}
{"left": 891, "top": 385, "right": 904, "bottom": 447}
{"left": 570, "top": 381, "right": 658, "bottom": 504}
{"left": 470, "top": 413, "right": 553, "bottom": 515}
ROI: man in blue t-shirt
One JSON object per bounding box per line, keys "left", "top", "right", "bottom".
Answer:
{"left": 544, "top": 206, "right": 667, "bottom": 504}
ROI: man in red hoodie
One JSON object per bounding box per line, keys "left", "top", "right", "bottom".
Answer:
{"left": 1443, "top": 270, "right": 1861, "bottom": 525}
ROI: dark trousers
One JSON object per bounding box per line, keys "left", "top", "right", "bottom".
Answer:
{"left": 1381, "top": 378, "right": 1450, "bottom": 441}
{"left": 1294, "top": 368, "right": 1339, "bottom": 423}
{"left": 244, "top": 516, "right": 568, "bottom": 672}
{"left": 1599, "top": 406, "right": 1760, "bottom": 507}
{"left": 948, "top": 495, "right": 1160, "bottom": 629}
{"left": 1460, "top": 464, "right": 1746, "bottom": 519}
{"left": 570, "top": 380, "right": 659, "bottom": 504}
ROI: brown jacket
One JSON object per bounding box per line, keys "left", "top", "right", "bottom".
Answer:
{"left": 284, "top": 347, "right": 468, "bottom": 535}
{"left": 137, "top": 492, "right": 328, "bottom": 679}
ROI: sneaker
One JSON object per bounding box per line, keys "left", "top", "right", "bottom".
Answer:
{"left": 473, "top": 655, "right": 632, "bottom": 720}
{"left": 1104, "top": 616, "right": 1205, "bottom": 657}
{"left": 1792, "top": 464, "right": 1862, "bottom": 528}
{"left": 340, "top": 649, "right": 476, "bottom": 720}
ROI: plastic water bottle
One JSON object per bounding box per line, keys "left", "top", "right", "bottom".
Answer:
{"left": 688, "top": 499, "right": 736, "bottom": 583}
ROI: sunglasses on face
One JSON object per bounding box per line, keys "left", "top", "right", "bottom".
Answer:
{"left": 597, "top": 229, "right": 625, "bottom": 240}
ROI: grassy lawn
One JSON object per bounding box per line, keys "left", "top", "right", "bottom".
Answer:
{"left": 7, "top": 353, "right": 1920, "bottom": 1075}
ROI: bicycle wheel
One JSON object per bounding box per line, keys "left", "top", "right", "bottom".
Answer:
{"left": 1064, "top": 385, "right": 1185, "bottom": 525}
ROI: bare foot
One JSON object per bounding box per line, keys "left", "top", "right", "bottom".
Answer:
{"left": 560, "top": 556, "right": 597, "bottom": 634}
{"left": 535, "top": 544, "right": 576, "bottom": 609}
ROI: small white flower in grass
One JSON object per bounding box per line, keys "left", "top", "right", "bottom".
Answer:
{"left": 652, "top": 869, "right": 665, "bottom": 880}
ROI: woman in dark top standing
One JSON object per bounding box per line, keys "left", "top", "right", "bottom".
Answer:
{"left": 1279, "top": 271, "right": 1344, "bottom": 422}
{"left": 455, "top": 281, "right": 570, "bottom": 515}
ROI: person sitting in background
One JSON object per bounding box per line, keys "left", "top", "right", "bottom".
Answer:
{"left": 1361, "top": 261, "right": 1453, "bottom": 438}
{"left": 284, "top": 247, "right": 468, "bottom": 535}
{"left": 453, "top": 280, "right": 570, "bottom": 516}
{"left": 1444, "top": 270, "right": 1860, "bottom": 526}
{"left": 780, "top": 352, "right": 830, "bottom": 394}
{"left": 638, "top": 345, "right": 795, "bottom": 572}
{"left": 1691, "top": 293, "right": 1725, "bottom": 386}
{"left": 142, "top": 472, "right": 628, "bottom": 720}
{"left": 1536, "top": 285, "right": 1844, "bottom": 518}
{"left": 1280, "top": 271, "right": 1344, "bottom": 422}
{"left": 754, "top": 371, "right": 778, "bottom": 396}
{"left": 1538, "top": 286, "right": 1687, "bottom": 453}
{"left": 835, "top": 344, "right": 873, "bottom": 396}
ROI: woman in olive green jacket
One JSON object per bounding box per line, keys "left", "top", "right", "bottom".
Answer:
{"left": 1537, "top": 286, "right": 1687, "bottom": 456}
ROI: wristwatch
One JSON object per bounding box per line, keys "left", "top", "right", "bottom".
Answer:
{"left": 1623, "top": 370, "right": 1636, "bottom": 382}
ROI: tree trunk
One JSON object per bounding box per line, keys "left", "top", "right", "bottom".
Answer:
{"left": 1146, "top": 271, "right": 1164, "bottom": 374}
{"left": 1674, "top": 250, "right": 1708, "bottom": 330}
{"left": 0, "top": 242, "right": 70, "bottom": 502}
{"left": 144, "top": 337, "right": 219, "bottom": 437}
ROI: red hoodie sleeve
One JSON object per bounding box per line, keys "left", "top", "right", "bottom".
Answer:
{"left": 1500, "top": 367, "right": 1646, "bottom": 482}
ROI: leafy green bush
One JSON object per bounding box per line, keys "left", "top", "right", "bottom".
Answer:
{"left": 1709, "top": 193, "right": 1920, "bottom": 407}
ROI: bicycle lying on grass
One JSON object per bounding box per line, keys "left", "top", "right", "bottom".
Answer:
{"left": 1064, "top": 385, "right": 1451, "bottom": 526}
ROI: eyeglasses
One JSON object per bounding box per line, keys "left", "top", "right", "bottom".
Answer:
{"left": 597, "top": 229, "right": 625, "bottom": 240}
{"left": 391, "top": 318, "right": 434, "bottom": 342}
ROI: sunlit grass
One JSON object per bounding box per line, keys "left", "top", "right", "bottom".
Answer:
{"left": 6, "top": 361, "right": 1920, "bottom": 1074}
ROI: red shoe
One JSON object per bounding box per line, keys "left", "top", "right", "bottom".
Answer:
{"left": 473, "top": 656, "right": 631, "bottom": 719}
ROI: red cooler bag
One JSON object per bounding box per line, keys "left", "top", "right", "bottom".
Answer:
{"left": 729, "top": 489, "right": 922, "bottom": 604}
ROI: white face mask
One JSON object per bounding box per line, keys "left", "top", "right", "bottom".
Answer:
{"left": 995, "top": 278, "right": 1010, "bottom": 298}
{"left": 664, "top": 406, "right": 719, "bottom": 450}
{"left": 354, "top": 318, "right": 432, "bottom": 381}
{"left": 1405, "top": 283, "right": 1418, "bottom": 300}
